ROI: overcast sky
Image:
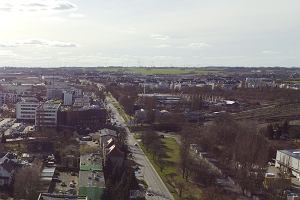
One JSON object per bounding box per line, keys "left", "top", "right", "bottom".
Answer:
{"left": 0, "top": 0, "right": 299, "bottom": 67}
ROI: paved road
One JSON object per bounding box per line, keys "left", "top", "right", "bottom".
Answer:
{"left": 105, "top": 96, "right": 174, "bottom": 200}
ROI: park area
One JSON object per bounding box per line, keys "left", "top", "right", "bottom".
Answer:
{"left": 137, "top": 135, "right": 203, "bottom": 200}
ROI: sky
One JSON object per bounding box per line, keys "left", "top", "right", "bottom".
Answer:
{"left": 0, "top": 0, "right": 299, "bottom": 67}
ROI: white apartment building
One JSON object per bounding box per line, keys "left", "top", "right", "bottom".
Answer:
{"left": 35, "top": 101, "right": 61, "bottom": 127}
{"left": 16, "top": 97, "right": 39, "bottom": 121}
{"left": 63, "top": 91, "right": 73, "bottom": 105}
{"left": 275, "top": 149, "right": 300, "bottom": 179}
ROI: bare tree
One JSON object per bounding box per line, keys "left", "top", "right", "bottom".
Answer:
{"left": 14, "top": 163, "right": 42, "bottom": 200}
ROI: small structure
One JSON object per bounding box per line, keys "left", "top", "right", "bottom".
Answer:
{"left": 99, "top": 129, "right": 117, "bottom": 148}
{"left": 0, "top": 153, "right": 17, "bottom": 186}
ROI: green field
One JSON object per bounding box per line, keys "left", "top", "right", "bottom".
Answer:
{"left": 79, "top": 187, "right": 104, "bottom": 200}
{"left": 139, "top": 137, "right": 202, "bottom": 200}
{"left": 96, "top": 66, "right": 224, "bottom": 75}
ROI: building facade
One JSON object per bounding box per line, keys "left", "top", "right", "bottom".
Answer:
{"left": 16, "top": 97, "right": 39, "bottom": 121}
{"left": 35, "top": 102, "right": 61, "bottom": 127}
{"left": 63, "top": 91, "right": 73, "bottom": 106}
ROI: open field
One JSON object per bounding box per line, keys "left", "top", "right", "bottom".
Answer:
{"left": 96, "top": 67, "right": 224, "bottom": 75}
{"left": 233, "top": 102, "right": 300, "bottom": 122}
{"left": 138, "top": 136, "right": 202, "bottom": 200}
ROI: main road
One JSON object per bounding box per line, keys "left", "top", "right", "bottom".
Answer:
{"left": 104, "top": 95, "right": 174, "bottom": 200}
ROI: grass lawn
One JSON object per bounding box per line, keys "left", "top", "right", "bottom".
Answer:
{"left": 79, "top": 187, "right": 104, "bottom": 200}
{"left": 139, "top": 137, "right": 202, "bottom": 200}
{"left": 97, "top": 66, "right": 223, "bottom": 75}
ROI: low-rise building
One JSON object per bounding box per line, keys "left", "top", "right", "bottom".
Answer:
{"left": 99, "top": 129, "right": 117, "bottom": 148}
{"left": 16, "top": 97, "right": 39, "bottom": 121}
{"left": 275, "top": 149, "right": 300, "bottom": 179}
{"left": 0, "top": 152, "right": 18, "bottom": 186}
{"left": 38, "top": 193, "right": 87, "bottom": 200}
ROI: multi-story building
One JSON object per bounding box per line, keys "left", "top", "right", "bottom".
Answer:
{"left": 35, "top": 101, "right": 61, "bottom": 128}
{"left": 0, "top": 92, "right": 20, "bottom": 106}
{"left": 63, "top": 91, "right": 73, "bottom": 105}
{"left": 46, "top": 88, "right": 63, "bottom": 100}
{"left": 73, "top": 95, "right": 90, "bottom": 108}
{"left": 16, "top": 97, "right": 39, "bottom": 121}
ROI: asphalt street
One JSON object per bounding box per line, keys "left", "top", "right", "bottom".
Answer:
{"left": 105, "top": 96, "right": 174, "bottom": 200}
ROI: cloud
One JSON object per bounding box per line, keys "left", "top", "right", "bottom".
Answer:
{"left": 68, "top": 13, "right": 85, "bottom": 18}
{"left": 261, "top": 50, "right": 280, "bottom": 55}
{"left": 0, "top": 39, "right": 78, "bottom": 48}
{"left": 188, "top": 42, "right": 210, "bottom": 48}
{"left": 120, "top": 28, "right": 137, "bottom": 34}
{"left": 155, "top": 44, "right": 171, "bottom": 48}
{"left": 0, "top": 0, "right": 77, "bottom": 12}
{"left": 0, "top": 50, "right": 17, "bottom": 57}
{"left": 151, "top": 34, "right": 170, "bottom": 40}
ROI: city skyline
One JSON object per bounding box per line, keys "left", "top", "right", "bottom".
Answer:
{"left": 0, "top": 0, "right": 300, "bottom": 67}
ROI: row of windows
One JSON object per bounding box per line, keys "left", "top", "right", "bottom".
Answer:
{"left": 36, "top": 110, "right": 57, "bottom": 113}
{"left": 20, "top": 115, "right": 35, "bottom": 118}
{"left": 20, "top": 104, "right": 38, "bottom": 107}
{"left": 36, "top": 114, "right": 56, "bottom": 117}
{"left": 20, "top": 108, "right": 36, "bottom": 111}
{"left": 21, "top": 111, "right": 35, "bottom": 114}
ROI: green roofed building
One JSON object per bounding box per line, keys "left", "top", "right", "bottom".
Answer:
{"left": 79, "top": 153, "right": 105, "bottom": 200}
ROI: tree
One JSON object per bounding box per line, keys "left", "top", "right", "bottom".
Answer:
{"left": 14, "top": 163, "right": 42, "bottom": 200}
{"left": 174, "top": 179, "right": 185, "bottom": 198}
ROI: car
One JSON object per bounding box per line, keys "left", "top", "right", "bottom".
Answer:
{"left": 71, "top": 172, "right": 76, "bottom": 176}
{"left": 69, "top": 182, "right": 75, "bottom": 188}
{"left": 134, "top": 143, "right": 138, "bottom": 147}
{"left": 61, "top": 182, "right": 67, "bottom": 187}
{"left": 146, "top": 191, "right": 154, "bottom": 196}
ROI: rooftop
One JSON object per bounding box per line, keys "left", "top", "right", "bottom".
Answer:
{"left": 279, "top": 149, "right": 300, "bottom": 160}
{"left": 38, "top": 193, "right": 87, "bottom": 200}
{"left": 20, "top": 97, "right": 39, "bottom": 103}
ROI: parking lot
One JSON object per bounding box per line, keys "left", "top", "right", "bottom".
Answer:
{"left": 53, "top": 171, "right": 79, "bottom": 195}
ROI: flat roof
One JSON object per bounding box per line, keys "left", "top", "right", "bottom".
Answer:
{"left": 278, "top": 149, "right": 300, "bottom": 160}
{"left": 38, "top": 193, "right": 87, "bottom": 200}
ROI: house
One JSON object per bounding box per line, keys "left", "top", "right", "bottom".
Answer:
{"left": 275, "top": 149, "right": 300, "bottom": 179}
{"left": 0, "top": 153, "right": 18, "bottom": 186}
{"left": 103, "top": 138, "right": 115, "bottom": 158}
